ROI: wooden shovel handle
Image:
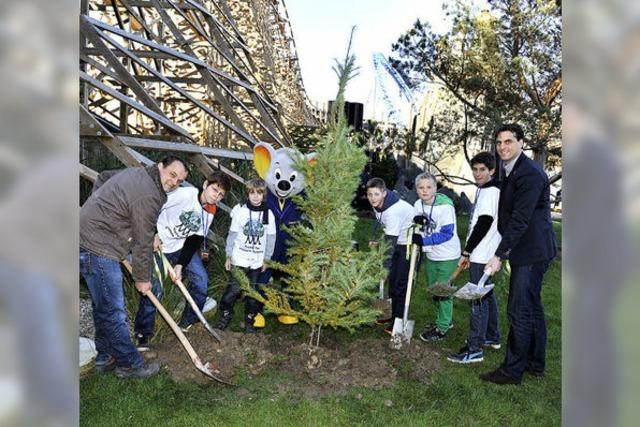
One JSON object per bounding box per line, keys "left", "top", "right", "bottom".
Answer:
{"left": 448, "top": 263, "right": 465, "bottom": 283}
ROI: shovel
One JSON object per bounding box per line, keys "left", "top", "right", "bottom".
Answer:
{"left": 157, "top": 251, "right": 222, "bottom": 343}
{"left": 121, "top": 260, "right": 233, "bottom": 385}
{"left": 428, "top": 264, "right": 465, "bottom": 297}
{"left": 454, "top": 268, "right": 495, "bottom": 300}
{"left": 391, "top": 243, "right": 419, "bottom": 348}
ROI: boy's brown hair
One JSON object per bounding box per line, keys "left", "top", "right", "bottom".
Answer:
{"left": 246, "top": 178, "right": 267, "bottom": 195}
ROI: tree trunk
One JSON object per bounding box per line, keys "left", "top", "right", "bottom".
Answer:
{"left": 533, "top": 144, "right": 548, "bottom": 169}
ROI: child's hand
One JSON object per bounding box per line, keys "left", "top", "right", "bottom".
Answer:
{"left": 153, "top": 234, "right": 162, "bottom": 252}
{"left": 170, "top": 264, "right": 183, "bottom": 283}
{"left": 261, "top": 264, "right": 267, "bottom": 272}
{"left": 224, "top": 258, "right": 231, "bottom": 271}
{"left": 458, "top": 256, "right": 470, "bottom": 270}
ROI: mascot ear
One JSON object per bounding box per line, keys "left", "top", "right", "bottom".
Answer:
{"left": 254, "top": 142, "right": 274, "bottom": 179}
{"left": 306, "top": 152, "right": 318, "bottom": 167}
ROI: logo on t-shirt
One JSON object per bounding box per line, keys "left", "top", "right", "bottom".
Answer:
{"left": 167, "top": 210, "right": 201, "bottom": 238}
{"left": 243, "top": 219, "right": 265, "bottom": 246}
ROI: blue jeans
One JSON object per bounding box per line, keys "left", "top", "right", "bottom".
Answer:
{"left": 79, "top": 248, "right": 143, "bottom": 368}
{"left": 134, "top": 250, "right": 208, "bottom": 337}
{"left": 500, "top": 260, "right": 551, "bottom": 379}
{"left": 467, "top": 262, "right": 500, "bottom": 351}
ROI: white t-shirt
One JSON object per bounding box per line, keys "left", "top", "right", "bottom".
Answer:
{"left": 374, "top": 199, "right": 414, "bottom": 245}
{"left": 157, "top": 187, "right": 214, "bottom": 254}
{"left": 228, "top": 204, "right": 276, "bottom": 269}
{"left": 467, "top": 186, "right": 502, "bottom": 264}
{"left": 413, "top": 194, "right": 461, "bottom": 261}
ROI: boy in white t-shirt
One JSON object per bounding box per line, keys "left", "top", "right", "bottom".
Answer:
{"left": 365, "top": 177, "right": 415, "bottom": 333}
{"left": 134, "top": 172, "right": 230, "bottom": 349}
{"left": 447, "top": 152, "right": 502, "bottom": 364}
{"left": 411, "top": 172, "right": 461, "bottom": 342}
{"left": 216, "top": 178, "right": 276, "bottom": 333}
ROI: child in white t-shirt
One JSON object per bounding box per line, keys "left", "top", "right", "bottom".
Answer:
{"left": 412, "top": 172, "right": 461, "bottom": 342}
{"left": 365, "top": 177, "right": 415, "bottom": 333}
{"left": 447, "top": 152, "right": 502, "bottom": 364}
{"left": 216, "top": 178, "right": 276, "bottom": 333}
{"left": 134, "top": 172, "right": 230, "bottom": 348}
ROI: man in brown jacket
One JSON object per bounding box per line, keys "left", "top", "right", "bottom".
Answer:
{"left": 80, "top": 156, "right": 188, "bottom": 379}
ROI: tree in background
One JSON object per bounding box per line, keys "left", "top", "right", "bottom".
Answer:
{"left": 390, "top": 0, "right": 561, "bottom": 168}
{"left": 240, "top": 29, "right": 388, "bottom": 346}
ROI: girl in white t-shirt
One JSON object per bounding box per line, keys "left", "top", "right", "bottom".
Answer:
{"left": 216, "top": 178, "right": 276, "bottom": 333}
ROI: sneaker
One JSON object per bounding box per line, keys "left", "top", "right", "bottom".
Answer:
{"left": 94, "top": 355, "right": 116, "bottom": 373}
{"left": 484, "top": 340, "right": 501, "bottom": 350}
{"left": 447, "top": 347, "right": 484, "bottom": 364}
{"left": 214, "top": 310, "right": 232, "bottom": 330}
{"left": 423, "top": 322, "right": 454, "bottom": 331}
{"left": 179, "top": 323, "right": 193, "bottom": 333}
{"left": 115, "top": 361, "right": 160, "bottom": 379}
{"left": 135, "top": 333, "right": 150, "bottom": 352}
{"left": 419, "top": 327, "right": 447, "bottom": 342}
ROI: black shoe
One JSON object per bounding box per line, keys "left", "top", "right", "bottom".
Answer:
{"left": 94, "top": 355, "right": 116, "bottom": 373}
{"left": 135, "top": 333, "right": 150, "bottom": 352}
{"left": 214, "top": 310, "right": 232, "bottom": 330}
{"left": 419, "top": 326, "right": 447, "bottom": 342}
{"left": 479, "top": 369, "right": 522, "bottom": 385}
{"left": 525, "top": 367, "right": 545, "bottom": 377}
{"left": 244, "top": 314, "right": 257, "bottom": 333}
{"left": 115, "top": 361, "right": 160, "bottom": 379}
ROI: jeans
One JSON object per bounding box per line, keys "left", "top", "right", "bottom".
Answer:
{"left": 500, "top": 260, "right": 551, "bottom": 379}
{"left": 134, "top": 250, "right": 208, "bottom": 336}
{"left": 467, "top": 262, "right": 500, "bottom": 351}
{"left": 388, "top": 245, "right": 410, "bottom": 320}
{"left": 220, "top": 267, "right": 262, "bottom": 319}
{"left": 79, "top": 248, "right": 143, "bottom": 368}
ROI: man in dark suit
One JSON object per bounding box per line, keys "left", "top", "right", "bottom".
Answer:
{"left": 480, "top": 123, "right": 557, "bottom": 385}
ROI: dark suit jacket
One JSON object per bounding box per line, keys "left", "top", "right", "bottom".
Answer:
{"left": 495, "top": 153, "right": 557, "bottom": 266}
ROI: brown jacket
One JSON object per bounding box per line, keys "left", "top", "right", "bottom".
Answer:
{"left": 80, "top": 165, "right": 166, "bottom": 282}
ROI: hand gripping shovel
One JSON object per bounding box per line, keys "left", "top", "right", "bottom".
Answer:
{"left": 454, "top": 267, "right": 495, "bottom": 300}
{"left": 428, "top": 264, "right": 465, "bottom": 297}
{"left": 391, "top": 244, "right": 420, "bottom": 348}
{"left": 121, "top": 261, "right": 233, "bottom": 385}
{"left": 157, "top": 251, "right": 222, "bottom": 343}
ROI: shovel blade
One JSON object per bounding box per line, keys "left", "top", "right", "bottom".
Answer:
{"left": 454, "top": 283, "right": 495, "bottom": 300}
{"left": 390, "top": 317, "right": 415, "bottom": 348}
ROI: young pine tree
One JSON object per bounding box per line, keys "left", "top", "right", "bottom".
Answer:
{"left": 239, "top": 29, "right": 388, "bottom": 346}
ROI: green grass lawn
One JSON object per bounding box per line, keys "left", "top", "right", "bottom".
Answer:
{"left": 80, "top": 216, "right": 562, "bottom": 426}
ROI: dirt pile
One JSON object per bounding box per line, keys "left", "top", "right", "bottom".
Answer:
{"left": 154, "top": 323, "right": 441, "bottom": 396}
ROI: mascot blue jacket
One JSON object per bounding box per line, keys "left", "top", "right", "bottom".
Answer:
{"left": 253, "top": 142, "right": 315, "bottom": 324}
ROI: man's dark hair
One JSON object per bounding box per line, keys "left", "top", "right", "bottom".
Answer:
{"left": 205, "top": 171, "right": 231, "bottom": 193}
{"left": 495, "top": 123, "right": 524, "bottom": 141}
{"left": 160, "top": 155, "right": 189, "bottom": 171}
{"left": 470, "top": 151, "right": 496, "bottom": 170}
{"left": 366, "top": 177, "right": 387, "bottom": 191}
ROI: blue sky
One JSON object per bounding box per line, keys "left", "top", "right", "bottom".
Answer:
{"left": 285, "top": 0, "right": 451, "bottom": 118}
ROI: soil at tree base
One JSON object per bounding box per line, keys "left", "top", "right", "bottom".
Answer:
{"left": 151, "top": 321, "right": 441, "bottom": 398}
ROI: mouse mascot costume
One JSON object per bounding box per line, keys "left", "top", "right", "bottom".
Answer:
{"left": 252, "top": 142, "right": 315, "bottom": 326}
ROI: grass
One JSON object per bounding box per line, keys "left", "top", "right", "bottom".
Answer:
{"left": 81, "top": 216, "right": 562, "bottom": 426}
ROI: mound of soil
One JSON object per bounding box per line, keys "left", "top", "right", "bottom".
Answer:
{"left": 153, "top": 321, "right": 442, "bottom": 397}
